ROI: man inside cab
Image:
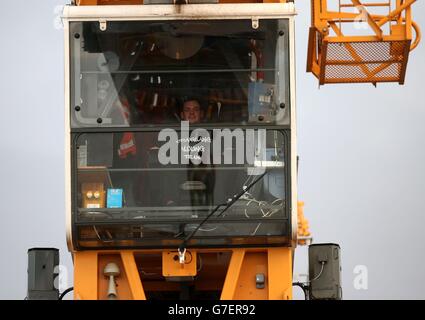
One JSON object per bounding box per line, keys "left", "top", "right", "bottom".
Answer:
{"left": 181, "top": 98, "right": 204, "bottom": 125}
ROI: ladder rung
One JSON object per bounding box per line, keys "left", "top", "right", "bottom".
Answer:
{"left": 340, "top": 1, "right": 391, "bottom": 8}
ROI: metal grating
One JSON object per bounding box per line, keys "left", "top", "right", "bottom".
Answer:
{"left": 321, "top": 40, "right": 410, "bottom": 84}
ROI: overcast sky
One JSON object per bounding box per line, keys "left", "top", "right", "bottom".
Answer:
{"left": 0, "top": 1, "right": 424, "bottom": 300}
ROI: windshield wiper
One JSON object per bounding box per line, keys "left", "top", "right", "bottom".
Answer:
{"left": 178, "top": 170, "right": 268, "bottom": 256}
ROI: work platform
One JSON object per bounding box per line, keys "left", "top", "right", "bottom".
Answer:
{"left": 307, "top": 0, "right": 421, "bottom": 85}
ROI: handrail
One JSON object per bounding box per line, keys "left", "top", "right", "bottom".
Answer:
{"left": 411, "top": 20, "right": 421, "bottom": 51}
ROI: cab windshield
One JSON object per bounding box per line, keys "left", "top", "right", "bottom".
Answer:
{"left": 70, "top": 19, "right": 291, "bottom": 249}
{"left": 70, "top": 19, "right": 290, "bottom": 127}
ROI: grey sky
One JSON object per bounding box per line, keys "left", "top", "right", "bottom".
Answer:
{"left": 0, "top": 0, "right": 424, "bottom": 300}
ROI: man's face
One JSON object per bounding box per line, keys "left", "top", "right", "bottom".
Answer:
{"left": 181, "top": 100, "right": 202, "bottom": 124}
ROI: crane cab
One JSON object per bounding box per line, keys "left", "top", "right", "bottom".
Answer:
{"left": 63, "top": 1, "right": 297, "bottom": 300}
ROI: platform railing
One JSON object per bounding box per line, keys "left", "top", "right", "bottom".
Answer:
{"left": 307, "top": 0, "right": 421, "bottom": 85}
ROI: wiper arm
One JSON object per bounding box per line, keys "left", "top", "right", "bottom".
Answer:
{"left": 178, "top": 170, "right": 268, "bottom": 255}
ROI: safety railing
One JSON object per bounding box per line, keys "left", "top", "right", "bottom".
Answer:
{"left": 307, "top": 0, "right": 421, "bottom": 85}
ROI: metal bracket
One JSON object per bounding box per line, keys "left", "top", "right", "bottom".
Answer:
{"left": 178, "top": 248, "right": 187, "bottom": 265}
{"left": 252, "top": 18, "right": 259, "bottom": 30}
{"left": 99, "top": 20, "right": 107, "bottom": 32}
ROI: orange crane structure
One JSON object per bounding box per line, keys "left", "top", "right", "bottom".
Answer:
{"left": 26, "top": 0, "right": 421, "bottom": 301}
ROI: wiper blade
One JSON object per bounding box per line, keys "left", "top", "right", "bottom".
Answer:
{"left": 179, "top": 170, "right": 268, "bottom": 253}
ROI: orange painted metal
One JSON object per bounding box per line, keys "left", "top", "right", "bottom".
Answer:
{"left": 297, "top": 201, "right": 311, "bottom": 246}
{"left": 221, "top": 248, "right": 292, "bottom": 300}
{"left": 73, "top": 248, "right": 292, "bottom": 300}
{"left": 121, "top": 251, "right": 147, "bottom": 299}
{"left": 220, "top": 249, "right": 245, "bottom": 300}
{"left": 97, "top": 254, "right": 135, "bottom": 300}
{"left": 74, "top": 251, "right": 147, "bottom": 300}
{"left": 307, "top": 0, "right": 420, "bottom": 85}
{"left": 74, "top": 251, "right": 98, "bottom": 300}
{"left": 267, "top": 247, "right": 292, "bottom": 300}
{"left": 162, "top": 250, "right": 198, "bottom": 277}
{"left": 232, "top": 252, "right": 269, "bottom": 300}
